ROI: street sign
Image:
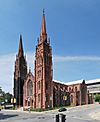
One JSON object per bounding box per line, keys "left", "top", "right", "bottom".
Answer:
{"left": 11, "top": 98, "right": 13, "bottom": 103}
{"left": 11, "top": 98, "right": 16, "bottom": 103}
{"left": 14, "top": 98, "right": 16, "bottom": 103}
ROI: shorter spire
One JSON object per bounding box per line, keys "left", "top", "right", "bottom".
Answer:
{"left": 18, "top": 34, "right": 24, "bottom": 57}
{"left": 29, "top": 67, "right": 31, "bottom": 73}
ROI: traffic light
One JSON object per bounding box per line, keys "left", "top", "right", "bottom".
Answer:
{"left": 61, "top": 114, "right": 66, "bottom": 122}
{"left": 56, "top": 114, "right": 59, "bottom": 122}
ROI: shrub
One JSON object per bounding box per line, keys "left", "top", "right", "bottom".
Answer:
{"left": 95, "top": 94, "right": 100, "bottom": 102}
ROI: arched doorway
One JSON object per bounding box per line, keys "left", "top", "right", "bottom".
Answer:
{"left": 70, "top": 95, "right": 73, "bottom": 106}
{"left": 27, "top": 80, "right": 33, "bottom": 106}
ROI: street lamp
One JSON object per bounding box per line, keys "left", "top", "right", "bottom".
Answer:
{"left": 63, "top": 95, "right": 67, "bottom": 101}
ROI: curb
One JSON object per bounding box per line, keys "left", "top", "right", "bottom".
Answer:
{"left": 90, "top": 112, "right": 100, "bottom": 121}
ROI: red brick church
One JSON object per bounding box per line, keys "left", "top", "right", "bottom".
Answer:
{"left": 14, "top": 12, "right": 89, "bottom": 109}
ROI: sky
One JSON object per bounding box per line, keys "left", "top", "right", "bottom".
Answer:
{"left": 0, "top": 0, "right": 100, "bottom": 93}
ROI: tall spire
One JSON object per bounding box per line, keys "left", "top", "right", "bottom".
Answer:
{"left": 40, "top": 9, "right": 47, "bottom": 42}
{"left": 18, "top": 34, "right": 24, "bottom": 57}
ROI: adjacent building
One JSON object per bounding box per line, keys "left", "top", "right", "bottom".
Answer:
{"left": 86, "top": 79, "right": 100, "bottom": 94}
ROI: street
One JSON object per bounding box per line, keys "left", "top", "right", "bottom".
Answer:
{"left": 0, "top": 104, "right": 100, "bottom": 122}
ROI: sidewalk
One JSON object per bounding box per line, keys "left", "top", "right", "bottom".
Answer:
{"left": 3, "top": 104, "right": 94, "bottom": 113}
{"left": 90, "top": 112, "right": 100, "bottom": 121}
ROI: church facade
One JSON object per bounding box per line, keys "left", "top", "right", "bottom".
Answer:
{"left": 14, "top": 12, "right": 89, "bottom": 109}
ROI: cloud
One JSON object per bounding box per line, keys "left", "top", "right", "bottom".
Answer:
{"left": 0, "top": 52, "right": 100, "bottom": 93}
{"left": 53, "top": 55, "right": 100, "bottom": 62}
{"left": 0, "top": 53, "right": 15, "bottom": 94}
{"left": 0, "top": 52, "right": 34, "bottom": 94}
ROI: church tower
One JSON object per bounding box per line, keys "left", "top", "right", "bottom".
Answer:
{"left": 14, "top": 35, "right": 27, "bottom": 107}
{"left": 34, "top": 11, "right": 53, "bottom": 109}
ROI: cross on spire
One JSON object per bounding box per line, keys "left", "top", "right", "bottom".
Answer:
{"left": 43, "top": 9, "right": 45, "bottom": 15}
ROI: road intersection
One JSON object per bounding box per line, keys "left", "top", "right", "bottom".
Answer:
{"left": 0, "top": 104, "right": 100, "bottom": 122}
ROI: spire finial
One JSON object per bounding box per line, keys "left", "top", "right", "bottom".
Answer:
{"left": 29, "top": 67, "right": 31, "bottom": 73}
{"left": 20, "top": 34, "right": 22, "bottom": 41}
{"left": 18, "top": 34, "right": 24, "bottom": 57}
{"left": 43, "top": 9, "right": 45, "bottom": 15}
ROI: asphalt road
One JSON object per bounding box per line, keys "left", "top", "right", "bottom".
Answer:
{"left": 0, "top": 104, "right": 100, "bottom": 122}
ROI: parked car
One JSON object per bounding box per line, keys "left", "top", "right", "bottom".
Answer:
{"left": 0, "top": 104, "right": 2, "bottom": 111}
{"left": 58, "top": 107, "right": 67, "bottom": 112}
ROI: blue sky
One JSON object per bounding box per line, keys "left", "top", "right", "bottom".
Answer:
{"left": 0, "top": 0, "right": 100, "bottom": 93}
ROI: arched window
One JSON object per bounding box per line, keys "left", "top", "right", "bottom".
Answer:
{"left": 37, "top": 70, "right": 41, "bottom": 78}
{"left": 69, "top": 87, "right": 71, "bottom": 92}
{"left": 38, "top": 81, "right": 41, "bottom": 90}
{"left": 46, "top": 94, "right": 49, "bottom": 102}
{"left": 27, "top": 80, "right": 33, "bottom": 96}
{"left": 70, "top": 95, "right": 73, "bottom": 103}
{"left": 75, "top": 87, "right": 77, "bottom": 91}
{"left": 38, "top": 93, "right": 40, "bottom": 102}
{"left": 37, "top": 56, "right": 42, "bottom": 65}
{"left": 46, "top": 81, "right": 48, "bottom": 89}
{"left": 65, "top": 87, "right": 68, "bottom": 91}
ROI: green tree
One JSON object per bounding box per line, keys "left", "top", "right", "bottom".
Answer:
{"left": 5, "top": 92, "right": 12, "bottom": 103}
{"left": 0, "top": 86, "right": 12, "bottom": 103}
{"left": 0, "top": 86, "right": 2, "bottom": 93}
{"left": 95, "top": 94, "right": 100, "bottom": 102}
{"left": 0, "top": 86, "right": 5, "bottom": 103}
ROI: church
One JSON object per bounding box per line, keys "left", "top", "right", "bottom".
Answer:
{"left": 14, "top": 12, "right": 89, "bottom": 109}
